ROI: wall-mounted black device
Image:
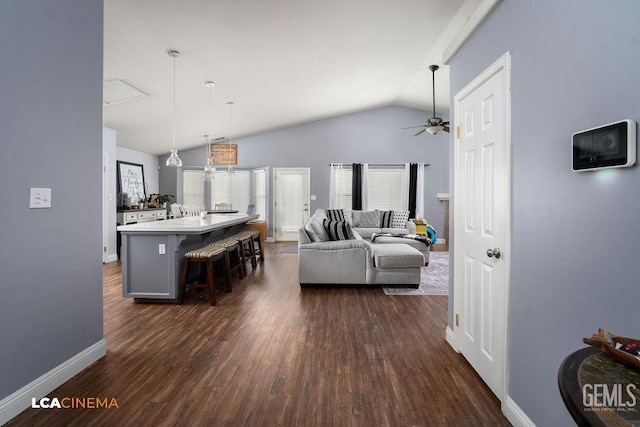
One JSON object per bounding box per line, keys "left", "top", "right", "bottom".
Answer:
{"left": 572, "top": 120, "right": 636, "bottom": 171}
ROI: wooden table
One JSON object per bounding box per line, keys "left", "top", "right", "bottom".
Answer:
{"left": 558, "top": 347, "right": 640, "bottom": 426}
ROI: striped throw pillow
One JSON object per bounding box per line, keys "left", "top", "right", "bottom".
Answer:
{"left": 379, "top": 210, "right": 394, "bottom": 228}
{"left": 323, "top": 219, "right": 355, "bottom": 241}
{"left": 325, "top": 209, "right": 345, "bottom": 222}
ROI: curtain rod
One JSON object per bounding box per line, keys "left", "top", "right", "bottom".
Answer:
{"left": 328, "top": 163, "right": 431, "bottom": 167}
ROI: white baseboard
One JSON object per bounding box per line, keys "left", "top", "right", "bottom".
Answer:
{"left": 266, "top": 237, "right": 275, "bottom": 243}
{"left": 106, "top": 254, "right": 118, "bottom": 263}
{"left": 0, "top": 339, "right": 106, "bottom": 425}
{"left": 504, "top": 395, "right": 536, "bottom": 427}
{"left": 445, "top": 326, "right": 458, "bottom": 351}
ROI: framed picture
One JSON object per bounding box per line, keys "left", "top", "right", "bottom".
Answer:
{"left": 117, "top": 161, "right": 146, "bottom": 203}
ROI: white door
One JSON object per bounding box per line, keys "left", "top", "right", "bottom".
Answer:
{"left": 453, "top": 53, "right": 510, "bottom": 401}
{"left": 274, "top": 168, "right": 310, "bottom": 241}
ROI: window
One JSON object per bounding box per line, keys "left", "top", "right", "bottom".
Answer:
{"left": 254, "top": 169, "right": 266, "bottom": 220}
{"left": 211, "top": 170, "right": 250, "bottom": 212}
{"left": 366, "top": 167, "right": 407, "bottom": 211}
{"left": 329, "top": 164, "right": 408, "bottom": 211}
{"left": 183, "top": 169, "right": 205, "bottom": 206}
{"left": 329, "top": 165, "right": 352, "bottom": 209}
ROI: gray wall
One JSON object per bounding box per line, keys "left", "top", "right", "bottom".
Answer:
{"left": 161, "top": 106, "right": 450, "bottom": 238}
{"left": 449, "top": 0, "right": 640, "bottom": 425}
{"left": 103, "top": 127, "right": 118, "bottom": 262}
{"left": 0, "top": 0, "right": 104, "bottom": 400}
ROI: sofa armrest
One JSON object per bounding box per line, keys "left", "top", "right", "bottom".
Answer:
{"left": 298, "top": 239, "right": 374, "bottom": 284}
{"left": 405, "top": 221, "right": 416, "bottom": 234}
{"left": 299, "top": 239, "right": 373, "bottom": 253}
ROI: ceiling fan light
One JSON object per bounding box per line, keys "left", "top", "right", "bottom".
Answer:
{"left": 426, "top": 125, "right": 443, "bottom": 135}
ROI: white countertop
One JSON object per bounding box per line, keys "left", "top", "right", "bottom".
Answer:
{"left": 117, "top": 213, "right": 259, "bottom": 234}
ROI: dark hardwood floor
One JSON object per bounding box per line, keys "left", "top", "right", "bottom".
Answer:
{"left": 8, "top": 244, "right": 510, "bottom": 426}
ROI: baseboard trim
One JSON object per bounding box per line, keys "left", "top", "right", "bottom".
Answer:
{"left": 504, "top": 395, "right": 536, "bottom": 427}
{"left": 0, "top": 339, "right": 106, "bottom": 425}
{"left": 266, "top": 237, "right": 275, "bottom": 243}
{"left": 445, "top": 326, "right": 458, "bottom": 351}
{"left": 106, "top": 254, "right": 118, "bottom": 263}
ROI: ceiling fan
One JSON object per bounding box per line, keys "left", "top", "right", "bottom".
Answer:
{"left": 404, "top": 64, "right": 450, "bottom": 136}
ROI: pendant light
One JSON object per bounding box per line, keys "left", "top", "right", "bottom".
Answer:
{"left": 226, "top": 101, "right": 235, "bottom": 176}
{"left": 203, "top": 81, "right": 216, "bottom": 181}
{"left": 165, "top": 50, "right": 183, "bottom": 167}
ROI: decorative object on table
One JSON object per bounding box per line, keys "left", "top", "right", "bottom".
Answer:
{"left": 583, "top": 328, "right": 640, "bottom": 371}
{"left": 203, "top": 81, "right": 216, "bottom": 181}
{"left": 165, "top": 50, "right": 182, "bottom": 167}
{"left": 138, "top": 198, "right": 146, "bottom": 209}
{"left": 117, "top": 161, "right": 146, "bottom": 204}
{"left": 157, "top": 194, "right": 174, "bottom": 208}
{"left": 147, "top": 194, "right": 159, "bottom": 207}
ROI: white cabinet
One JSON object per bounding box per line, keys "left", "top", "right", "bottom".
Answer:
{"left": 117, "top": 208, "right": 166, "bottom": 225}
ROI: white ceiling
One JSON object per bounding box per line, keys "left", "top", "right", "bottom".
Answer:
{"left": 104, "top": 0, "right": 482, "bottom": 155}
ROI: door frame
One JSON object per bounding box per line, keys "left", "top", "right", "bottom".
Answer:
{"left": 451, "top": 51, "right": 512, "bottom": 404}
{"left": 272, "top": 167, "right": 311, "bottom": 242}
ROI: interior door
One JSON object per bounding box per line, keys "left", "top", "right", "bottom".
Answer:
{"left": 453, "top": 53, "right": 510, "bottom": 400}
{"left": 274, "top": 168, "right": 310, "bottom": 241}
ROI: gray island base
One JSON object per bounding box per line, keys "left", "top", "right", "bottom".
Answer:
{"left": 117, "top": 213, "right": 259, "bottom": 302}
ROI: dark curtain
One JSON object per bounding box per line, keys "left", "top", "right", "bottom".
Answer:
{"left": 408, "top": 163, "right": 418, "bottom": 218}
{"left": 352, "top": 163, "right": 362, "bottom": 210}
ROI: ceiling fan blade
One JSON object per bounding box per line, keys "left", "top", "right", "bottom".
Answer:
{"left": 402, "top": 125, "right": 427, "bottom": 130}
{"left": 413, "top": 129, "right": 427, "bottom": 137}
{"left": 442, "top": 121, "right": 450, "bottom": 126}
{"left": 443, "top": 125, "right": 450, "bottom": 133}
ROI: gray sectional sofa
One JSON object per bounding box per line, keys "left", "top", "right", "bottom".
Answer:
{"left": 298, "top": 209, "right": 428, "bottom": 287}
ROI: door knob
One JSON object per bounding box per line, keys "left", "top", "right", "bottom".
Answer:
{"left": 487, "top": 248, "right": 502, "bottom": 259}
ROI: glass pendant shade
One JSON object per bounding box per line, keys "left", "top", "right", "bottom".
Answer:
{"left": 166, "top": 147, "right": 182, "bottom": 167}
{"left": 203, "top": 81, "right": 216, "bottom": 181}
{"left": 166, "top": 50, "right": 182, "bottom": 167}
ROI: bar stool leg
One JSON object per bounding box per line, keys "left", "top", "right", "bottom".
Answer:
{"left": 178, "top": 258, "right": 191, "bottom": 304}
{"left": 206, "top": 258, "right": 216, "bottom": 306}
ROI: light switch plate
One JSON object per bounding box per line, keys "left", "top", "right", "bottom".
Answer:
{"left": 30, "top": 188, "right": 52, "bottom": 208}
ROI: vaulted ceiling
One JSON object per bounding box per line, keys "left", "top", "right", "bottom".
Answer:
{"left": 104, "top": 0, "right": 482, "bottom": 155}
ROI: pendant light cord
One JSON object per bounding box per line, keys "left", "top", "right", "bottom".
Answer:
{"left": 172, "top": 54, "right": 177, "bottom": 150}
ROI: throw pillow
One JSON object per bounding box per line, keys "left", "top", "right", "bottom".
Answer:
{"left": 325, "top": 209, "right": 345, "bottom": 222}
{"left": 343, "top": 209, "right": 353, "bottom": 226}
{"left": 390, "top": 210, "right": 410, "bottom": 228}
{"left": 323, "top": 219, "right": 355, "bottom": 241}
{"left": 379, "top": 210, "right": 394, "bottom": 228}
{"left": 310, "top": 219, "right": 330, "bottom": 242}
{"left": 358, "top": 210, "right": 381, "bottom": 228}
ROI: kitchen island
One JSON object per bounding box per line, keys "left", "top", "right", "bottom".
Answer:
{"left": 117, "top": 213, "right": 259, "bottom": 302}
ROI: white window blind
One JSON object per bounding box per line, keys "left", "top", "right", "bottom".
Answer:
{"left": 183, "top": 170, "right": 205, "bottom": 206}
{"left": 211, "top": 170, "right": 250, "bottom": 212}
{"left": 330, "top": 165, "right": 352, "bottom": 209}
{"left": 366, "top": 167, "right": 407, "bottom": 211}
{"left": 254, "top": 169, "right": 266, "bottom": 219}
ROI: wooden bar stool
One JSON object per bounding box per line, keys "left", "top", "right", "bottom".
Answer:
{"left": 245, "top": 230, "right": 264, "bottom": 263}
{"left": 230, "top": 232, "right": 257, "bottom": 271}
{"left": 210, "top": 238, "right": 245, "bottom": 286}
{"left": 178, "top": 245, "right": 226, "bottom": 306}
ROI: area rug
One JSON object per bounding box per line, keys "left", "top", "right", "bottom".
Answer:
{"left": 383, "top": 251, "right": 449, "bottom": 296}
{"left": 276, "top": 243, "right": 298, "bottom": 254}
